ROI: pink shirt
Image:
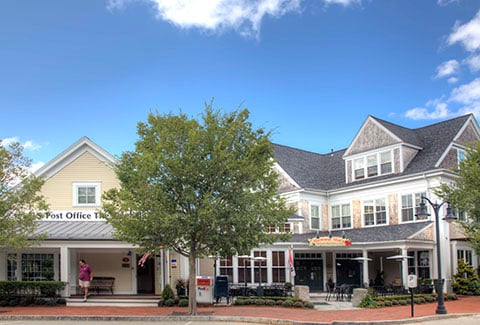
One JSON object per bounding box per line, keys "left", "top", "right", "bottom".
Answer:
{"left": 79, "top": 264, "right": 93, "bottom": 281}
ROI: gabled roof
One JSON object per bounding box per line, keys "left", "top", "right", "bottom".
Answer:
{"left": 273, "top": 144, "right": 346, "bottom": 191}
{"left": 273, "top": 114, "right": 476, "bottom": 191}
{"left": 34, "top": 136, "right": 117, "bottom": 180}
{"left": 288, "top": 221, "right": 433, "bottom": 244}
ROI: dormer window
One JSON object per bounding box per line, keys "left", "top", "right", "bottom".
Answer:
{"left": 352, "top": 150, "right": 393, "bottom": 181}
{"left": 380, "top": 151, "right": 392, "bottom": 174}
{"left": 367, "top": 154, "right": 378, "bottom": 177}
{"left": 354, "top": 158, "right": 365, "bottom": 180}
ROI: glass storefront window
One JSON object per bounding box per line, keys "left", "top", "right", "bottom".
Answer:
{"left": 21, "top": 254, "right": 54, "bottom": 281}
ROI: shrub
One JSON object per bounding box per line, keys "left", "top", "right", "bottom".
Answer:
{"left": 164, "top": 298, "right": 176, "bottom": 307}
{"left": 391, "top": 299, "right": 399, "bottom": 305}
{"left": 446, "top": 293, "right": 458, "bottom": 300}
{"left": 384, "top": 300, "right": 392, "bottom": 307}
{"left": 303, "top": 301, "right": 314, "bottom": 309}
{"left": 234, "top": 299, "right": 245, "bottom": 305}
{"left": 398, "top": 299, "right": 407, "bottom": 305}
{"left": 282, "top": 300, "right": 294, "bottom": 307}
{"left": 293, "top": 301, "right": 304, "bottom": 308}
{"left": 255, "top": 299, "right": 265, "bottom": 306}
{"left": 276, "top": 300, "right": 284, "bottom": 306}
{"left": 359, "top": 293, "right": 378, "bottom": 308}
{"left": 178, "top": 299, "right": 189, "bottom": 307}
{"left": 161, "top": 284, "right": 174, "bottom": 301}
{"left": 265, "top": 299, "right": 275, "bottom": 306}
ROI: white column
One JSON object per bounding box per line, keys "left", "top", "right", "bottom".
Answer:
{"left": 60, "top": 246, "right": 70, "bottom": 297}
{"left": 401, "top": 248, "right": 408, "bottom": 289}
{"left": 362, "top": 249, "right": 369, "bottom": 287}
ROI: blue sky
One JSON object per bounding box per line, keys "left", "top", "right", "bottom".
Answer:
{"left": 1, "top": 0, "right": 480, "bottom": 171}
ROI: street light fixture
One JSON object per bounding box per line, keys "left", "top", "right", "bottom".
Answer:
{"left": 415, "top": 196, "right": 457, "bottom": 314}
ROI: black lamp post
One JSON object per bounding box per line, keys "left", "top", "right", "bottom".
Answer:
{"left": 254, "top": 256, "right": 267, "bottom": 296}
{"left": 238, "top": 255, "right": 252, "bottom": 296}
{"left": 415, "top": 196, "right": 456, "bottom": 314}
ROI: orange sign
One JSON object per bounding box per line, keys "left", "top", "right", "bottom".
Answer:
{"left": 309, "top": 236, "right": 352, "bottom": 247}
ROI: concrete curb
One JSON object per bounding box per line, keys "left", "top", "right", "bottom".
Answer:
{"left": 0, "top": 313, "right": 479, "bottom": 324}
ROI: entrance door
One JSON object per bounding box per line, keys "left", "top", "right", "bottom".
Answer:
{"left": 294, "top": 259, "right": 323, "bottom": 291}
{"left": 137, "top": 255, "right": 155, "bottom": 294}
{"left": 336, "top": 259, "right": 360, "bottom": 286}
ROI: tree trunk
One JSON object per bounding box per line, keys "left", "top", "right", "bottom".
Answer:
{"left": 188, "top": 252, "right": 197, "bottom": 315}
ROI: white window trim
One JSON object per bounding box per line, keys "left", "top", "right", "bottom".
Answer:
{"left": 310, "top": 204, "right": 321, "bottom": 230}
{"left": 350, "top": 149, "right": 394, "bottom": 181}
{"left": 72, "top": 182, "right": 101, "bottom": 207}
{"left": 362, "top": 198, "right": 388, "bottom": 227}
{"left": 399, "top": 192, "right": 427, "bottom": 223}
{"left": 330, "top": 203, "right": 352, "bottom": 230}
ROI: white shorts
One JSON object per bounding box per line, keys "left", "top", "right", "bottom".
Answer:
{"left": 79, "top": 280, "right": 91, "bottom": 288}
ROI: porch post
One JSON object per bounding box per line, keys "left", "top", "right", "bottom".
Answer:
{"left": 401, "top": 248, "right": 408, "bottom": 289}
{"left": 60, "top": 246, "right": 70, "bottom": 297}
{"left": 362, "top": 249, "right": 369, "bottom": 287}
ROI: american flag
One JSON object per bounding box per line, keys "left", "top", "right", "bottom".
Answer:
{"left": 138, "top": 253, "right": 150, "bottom": 267}
{"left": 288, "top": 248, "right": 296, "bottom": 277}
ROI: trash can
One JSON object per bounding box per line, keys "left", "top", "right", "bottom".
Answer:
{"left": 215, "top": 275, "right": 230, "bottom": 304}
{"left": 196, "top": 276, "right": 214, "bottom": 304}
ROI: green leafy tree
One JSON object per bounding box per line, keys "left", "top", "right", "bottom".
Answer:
{"left": 102, "top": 104, "right": 291, "bottom": 315}
{"left": 0, "top": 140, "right": 48, "bottom": 251}
{"left": 438, "top": 141, "right": 480, "bottom": 255}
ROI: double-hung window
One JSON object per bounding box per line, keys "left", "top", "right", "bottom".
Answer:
{"left": 272, "top": 251, "right": 286, "bottom": 282}
{"left": 310, "top": 205, "right": 321, "bottom": 230}
{"left": 364, "top": 198, "right": 387, "bottom": 226}
{"left": 73, "top": 182, "right": 100, "bottom": 206}
{"left": 380, "top": 151, "right": 392, "bottom": 174}
{"left": 401, "top": 192, "right": 426, "bottom": 222}
{"left": 332, "top": 204, "right": 351, "bottom": 229}
{"left": 354, "top": 158, "right": 365, "bottom": 180}
{"left": 367, "top": 155, "right": 378, "bottom": 177}
{"left": 352, "top": 150, "right": 393, "bottom": 181}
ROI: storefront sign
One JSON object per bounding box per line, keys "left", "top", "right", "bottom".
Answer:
{"left": 308, "top": 236, "right": 352, "bottom": 247}
{"left": 42, "top": 210, "right": 105, "bottom": 221}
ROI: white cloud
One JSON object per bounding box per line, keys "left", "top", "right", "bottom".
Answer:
{"left": 448, "top": 77, "right": 458, "bottom": 84}
{"left": 450, "top": 77, "right": 480, "bottom": 105}
{"left": 447, "top": 10, "right": 480, "bottom": 52}
{"left": 405, "top": 100, "right": 450, "bottom": 120}
{"left": 323, "top": 0, "right": 361, "bottom": 6}
{"left": 464, "top": 54, "right": 480, "bottom": 72}
{"left": 108, "top": 0, "right": 302, "bottom": 37}
{"left": 1, "top": 137, "right": 42, "bottom": 152}
{"left": 437, "top": 0, "right": 459, "bottom": 6}
{"left": 435, "top": 59, "right": 459, "bottom": 79}
{"left": 405, "top": 78, "right": 480, "bottom": 120}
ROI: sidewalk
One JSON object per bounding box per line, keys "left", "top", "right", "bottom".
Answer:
{"left": 1, "top": 295, "right": 480, "bottom": 324}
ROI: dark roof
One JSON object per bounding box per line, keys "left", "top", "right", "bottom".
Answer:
{"left": 287, "top": 221, "right": 432, "bottom": 244}
{"left": 33, "top": 221, "right": 116, "bottom": 240}
{"left": 274, "top": 114, "right": 473, "bottom": 191}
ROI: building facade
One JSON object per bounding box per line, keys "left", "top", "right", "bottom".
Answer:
{"left": 1, "top": 114, "right": 479, "bottom": 296}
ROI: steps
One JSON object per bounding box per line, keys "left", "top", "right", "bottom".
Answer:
{"left": 66, "top": 297, "right": 160, "bottom": 307}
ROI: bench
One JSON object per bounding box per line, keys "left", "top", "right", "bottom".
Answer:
{"left": 90, "top": 276, "right": 115, "bottom": 295}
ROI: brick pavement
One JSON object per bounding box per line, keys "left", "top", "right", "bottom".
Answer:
{"left": 1, "top": 295, "right": 480, "bottom": 324}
